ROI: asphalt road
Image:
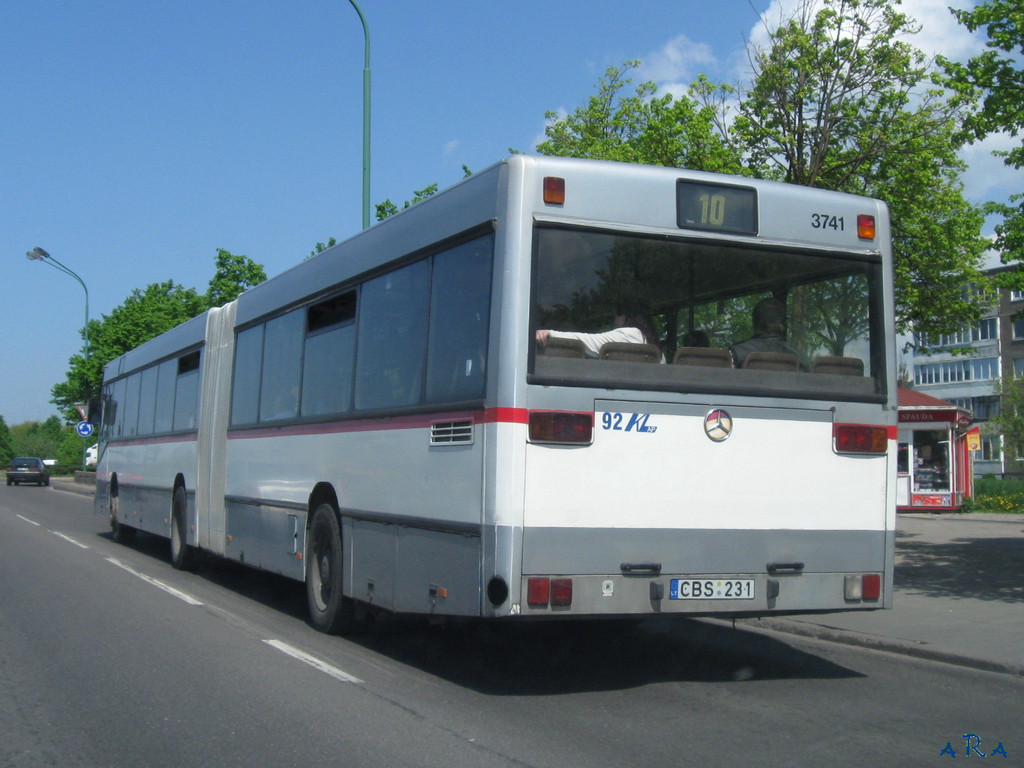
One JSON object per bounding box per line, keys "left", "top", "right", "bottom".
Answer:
{"left": 1, "top": 483, "right": 1019, "bottom": 767}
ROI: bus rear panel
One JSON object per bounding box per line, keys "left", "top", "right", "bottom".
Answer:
{"left": 513, "top": 158, "right": 894, "bottom": 619}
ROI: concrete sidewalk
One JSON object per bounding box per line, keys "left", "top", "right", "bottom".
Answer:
{"left": 741, "top": 513, "right": 1024, "bottom": 676}
{"left": 52, "top": 478, "right": 1024, "bottom": 675}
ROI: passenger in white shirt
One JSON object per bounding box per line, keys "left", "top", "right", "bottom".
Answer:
{"left": 536, "top": 314, "right": 658, "bottom": 359}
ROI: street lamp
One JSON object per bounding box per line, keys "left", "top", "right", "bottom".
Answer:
{"left": 347, "top": 0, "right": 371, "bottom": 229}
{"left": 26, "top": 246, "right": 90, "bottom": 359}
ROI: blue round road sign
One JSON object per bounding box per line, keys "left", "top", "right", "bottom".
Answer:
{"left": 77, "top": 421, "right": 94, "bottom": 437}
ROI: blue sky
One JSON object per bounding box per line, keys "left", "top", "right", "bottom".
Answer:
{"left": 1, "top": 0, "right": 1007, "bottom": 426}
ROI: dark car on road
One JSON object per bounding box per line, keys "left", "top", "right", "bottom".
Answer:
{"left": 6, "top": 457, "right": 50, "bottom": 486}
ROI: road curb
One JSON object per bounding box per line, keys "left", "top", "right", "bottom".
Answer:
{"left": 50, "top": 478, "right": 96, "bottom": 497}
{"left": 727, "top": 617, "right": 1024, "bottom": 678}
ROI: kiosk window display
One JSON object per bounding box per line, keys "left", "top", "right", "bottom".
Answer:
{"left": 896, "top": 389, "right": 973, "bottom": 512}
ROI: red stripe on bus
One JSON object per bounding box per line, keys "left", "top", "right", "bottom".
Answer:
{"left": 227, "top": 406, "right": 532, "bottom": 440}
{"left": 482, "top": 407, "right": 529, "bottom": 424}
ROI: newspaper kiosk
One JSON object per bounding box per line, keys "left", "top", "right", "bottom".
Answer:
{"left": 897, "top": 388, "right": 974, "bottom": 512}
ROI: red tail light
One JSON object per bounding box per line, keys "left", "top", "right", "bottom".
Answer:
{"left": 845, "top": 573, "right": 882, "bottom": 600}
{"left": 857, "top": 214, "right": 876, "bottom": 240}
{"left": 529, "top": 411, "right": 593, "bottom": 444}
{"left": 527, "top": 577, "right": 550, "bottom": 607}
{"left": 834, "top": 424, "right": 889, "bottom": 454}
{"left": 550, "top": 578, "right": 573, "bottom": 607}
{"left": 526, "top": 576, "right": 574, "bottom": 608}
{"left": 862, "top": 573, "right": 881, "bottom": 600}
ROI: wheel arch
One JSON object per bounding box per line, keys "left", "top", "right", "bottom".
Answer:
{"left": 308, "top": 482, "right": 340, "bottom": 528}
{"left": 172, "top": 473, "right": 188, "bottom": 495}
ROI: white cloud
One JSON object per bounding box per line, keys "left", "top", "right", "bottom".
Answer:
{"left": 901, "top": 0, "right": 984, "bottom": 62}
{"left": 961, "top": 133, "right": 1020, "bottom": 206}
{"left": 746, "top": 0, "right": 984, "bottom": 63}
{"left": 637, "top": 33, "right": 717, "bottom": 94}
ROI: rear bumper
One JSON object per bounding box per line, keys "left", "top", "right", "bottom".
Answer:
{"left": 518, "top": 570, "right": 888, "bottom": 617}
{"left": 515, "top": 526, "right": 893, "bottom": 617}
{"left": 7, "top": 472, "right": 46, "bottom": 482}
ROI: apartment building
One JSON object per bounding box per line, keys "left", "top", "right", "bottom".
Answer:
{"left": 911, "top": 268, "right": 1024, "bottom": 477}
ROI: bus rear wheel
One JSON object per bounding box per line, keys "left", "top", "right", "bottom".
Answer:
{"left": 306, "top": 503, "right": 355, "bottom": 634}
{"left": 170, "top": 486, "right": 193, "bottom": 570}
{"left": 109, "top": 492, "right": 135, "bottom": 544}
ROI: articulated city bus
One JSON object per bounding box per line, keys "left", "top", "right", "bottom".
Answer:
{"left": 95, "top": 155, "right": 896, "bottom": 633}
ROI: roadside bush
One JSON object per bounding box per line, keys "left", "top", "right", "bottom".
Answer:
{"left": 969, "top": 476, "right": 1024, "bottom": 513}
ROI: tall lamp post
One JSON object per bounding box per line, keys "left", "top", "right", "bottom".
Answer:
{"left": 26, "top": 246, "right": 90, "bottom": 359}
{"left": 348, "top": 0, "right": 371, "bottom": 229}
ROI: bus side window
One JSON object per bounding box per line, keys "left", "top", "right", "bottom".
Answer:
{"left": 425, "top": 236, "right": 493, "bottom": 404}
{"left": 153, "top": 359, "right": 177, "bottom": 433}
{"left": 122, "top": 372, "right": 142, "bottom": 437}
{"left": 302, "top": 291, "right": 357, "bottom": 417}
{"left": 173, "top": 351, "right": 201, "bottom": 431}
{"left": 259, "top": 311, "right": 303, "bottom": 422}
{"left": 354, "top": 260, "right": 430, "bottom": 411}
{"left": 231, "top": 325, "right": 264, "bottom": 426}
{"left": 137, "top": 365, "right": 159, "bottom": 435}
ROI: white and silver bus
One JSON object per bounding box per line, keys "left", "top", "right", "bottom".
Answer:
{"left": 95, "top": 155, "right": 896, "bottom": 633}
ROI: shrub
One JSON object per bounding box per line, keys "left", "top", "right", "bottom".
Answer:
{"left": 969, "top": 476, "right": 1024, "bottom": 513}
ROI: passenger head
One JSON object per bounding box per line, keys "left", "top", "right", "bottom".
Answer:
{"left": 683, "top": 330, "right": 709, "bottom": 347}
{"left": 623, "top": 314, "right": 656, "bottom": 346}
{"left": 752, "top": 298, "right": 786, "bottom": 336}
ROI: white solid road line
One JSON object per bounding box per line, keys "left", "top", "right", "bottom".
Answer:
{"left": 17, "top": 513, "right": 362, "bottom": 686}
{"left": 263, "top": 639, "right": 364, "bottom": 684}
{"left": 105, "top": 556, "right": 205, "bottom": 606}
{"left": 52, "top": 530, "right": 89, "bottom": 549}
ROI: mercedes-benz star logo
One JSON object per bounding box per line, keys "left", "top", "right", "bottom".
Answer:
{"left": 704, "top": 409, "right": 733, "bottom": 442}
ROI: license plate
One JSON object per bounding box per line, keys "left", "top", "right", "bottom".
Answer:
{"left": 669, "top": 578, "right": 755, "bottom": 600}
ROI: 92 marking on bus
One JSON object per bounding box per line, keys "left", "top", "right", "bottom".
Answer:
{"left": 670, "top": 578, "right": 755, "bottom": 600}
{"left": 601, "top": 412, "right": 657, "bottom": 433}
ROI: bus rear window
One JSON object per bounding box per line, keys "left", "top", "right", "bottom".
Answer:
{"left": 530, "top": 226, "right": 886, "bottom": 401}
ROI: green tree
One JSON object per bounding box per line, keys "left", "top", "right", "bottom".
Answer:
{"left": 534, "top": 1, "right": 989, "bottom": 340}
{"left": 736, "top": 0, "right": 989, "bottom": 337}
{"left": 57, "top": 430, "right": 86, "bottom": 471}
{"left": 375, "top": 184, "right": 440, "bottom": 221}
{"left": 12, "top": 421, "right": 60, "bottom": 460}
{"left": 40, "top": 415, "right": 63, "bottom": 445}
{"left": 51, "top": 250, "right": 267, "bottom": 423}
{"left": 0, "top": 416, "right": 13, "bottom": 466}
{"left": 375, "top": 167, "right": 473, "bottom": 222}
{"left": 538, "top": 62, "right": 743, "bottom": 174}
{"left": 988, "top": 375, "right": 1024, "bottom": 463}
{"left": 206, "top": 248, "right": 267, "bottom": 307}
{"left": 309, "top": 238, "right": 337, "bottom": 260}
{"left": 51, "top": 280, "right": 207, "bottom": 421}
{"left": 940, "top": 0, "right": 1024, "bottom": 266}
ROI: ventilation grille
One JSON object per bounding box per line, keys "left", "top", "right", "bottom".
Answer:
{"left": 430, "top": 419, "right": 474, "bottom": 445}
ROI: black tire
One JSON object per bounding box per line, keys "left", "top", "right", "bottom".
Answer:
{"left": 109, "top": 493, "right": 136, "bottom": 544}
{"left": 170, "top": 486, "right": 194, "bottom": 570}
{"left": 306, "top": 503, "right": 355, "bottom": 634}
